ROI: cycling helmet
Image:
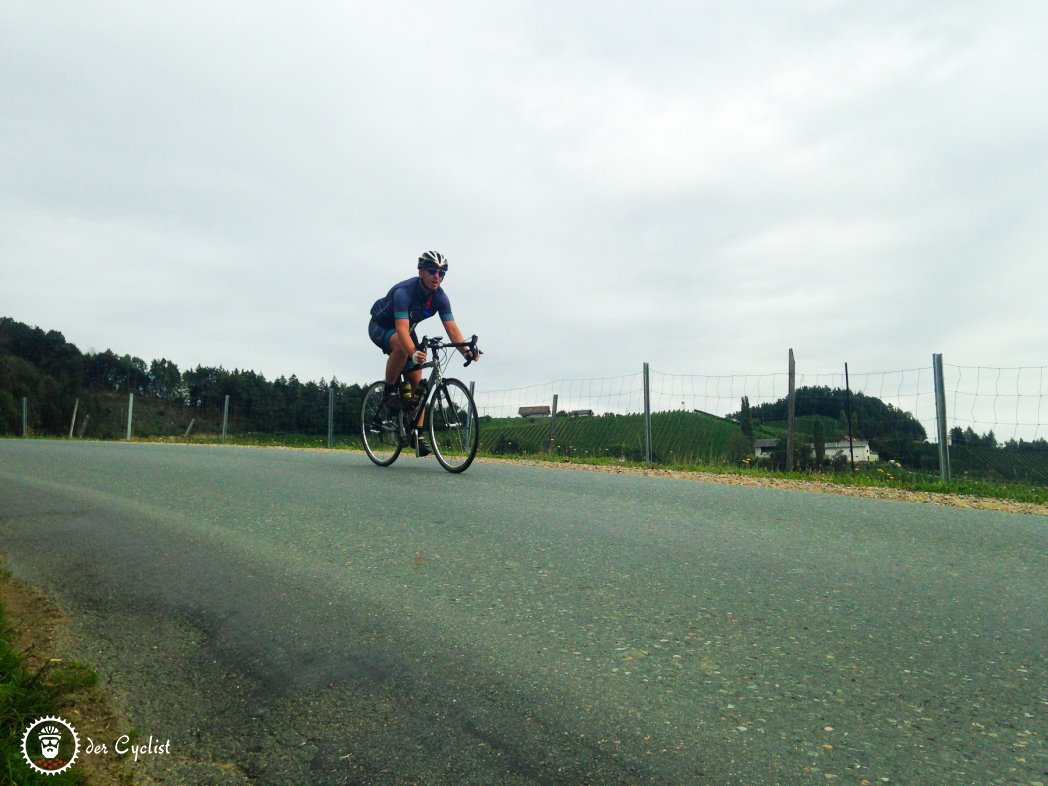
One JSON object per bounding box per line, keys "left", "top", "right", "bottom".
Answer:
{"left": 417, "top": 250, "right": 449, "bottom": 272}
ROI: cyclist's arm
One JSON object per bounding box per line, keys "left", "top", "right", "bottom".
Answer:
{"left": 393, "top": 318, "right": 416, "bottom": 357}
{"left": 442, "top": 320, "right": 479, "bottom": 360}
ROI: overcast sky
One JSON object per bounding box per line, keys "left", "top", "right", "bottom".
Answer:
{"left": 4, "top": 2, "right": 1047, "bottom": 410}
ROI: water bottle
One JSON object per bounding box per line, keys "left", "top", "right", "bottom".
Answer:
{"left": 400, "top": 381, "right": 414, "bottom": 405}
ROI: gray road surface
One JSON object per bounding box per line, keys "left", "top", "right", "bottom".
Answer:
{"left": 1, "top": 440, "right": 1045, "bottom": 785}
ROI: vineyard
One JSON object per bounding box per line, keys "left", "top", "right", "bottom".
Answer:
{"left": 478, "top": 410, "right": 753, "bottom": 464}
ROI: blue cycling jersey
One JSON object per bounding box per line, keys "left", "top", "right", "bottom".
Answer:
{"left": 370, "top": 277, "right": 454, "bottom": 331}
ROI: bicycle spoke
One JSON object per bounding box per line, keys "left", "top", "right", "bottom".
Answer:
{"left": 360, "top": 382, "right": 403, "bottom": 466}
{"left": 428, "top": 378, "right": 479, "bottom": 472}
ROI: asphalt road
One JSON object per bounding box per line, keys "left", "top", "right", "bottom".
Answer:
{"left": 0, "top": 440, "right": 1045, "bottom": 785}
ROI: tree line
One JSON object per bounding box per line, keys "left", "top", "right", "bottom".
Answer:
{"left": 0, "top": 317, "right": 367, "bottom": 437}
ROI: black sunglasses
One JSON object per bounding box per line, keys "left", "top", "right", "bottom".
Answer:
{"left": 421, "top": 267, "right": 447, "bottom": 278}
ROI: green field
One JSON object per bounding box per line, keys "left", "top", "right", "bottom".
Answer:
{"left": 948, "top": 444, "right": 1048, "bottom": 485}
{"left": 478, "top": 410, "right": 753, "bottom": 464}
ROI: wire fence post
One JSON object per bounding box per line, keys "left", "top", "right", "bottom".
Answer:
{"left": 126, "top": 393, "right": 134, "bottom": 441}
{"left": 643, "top": 363, "right": 652, "bottom": 463}
{"left": 549, "top": 394, "right": 559, "bottom": 451}
{"left": 786, "top": 350, "right": 796, "bottom": 472}
{"left": 68, "top": 398, "right": 79, "bottom": 438}
{"left": 327, "top": 386, "right": 335, "bottom": 448}
{"left": 22, "top": 397, "right": 28, "bottom": 437}
{"left": 468, "top": 381, "right": 477, "bottom": 448}
{"left": 933, "top": 353, "right": 951, "bottom": 481}
{"left": 845, "top": 363, "right": 856, "bottom": 472}
{"left": 221, "top": 395, "right": 230, "bottom": 442}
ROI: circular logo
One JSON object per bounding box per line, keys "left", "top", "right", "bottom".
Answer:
{"left": 21, "top": 716, "right": 80, "bottom": 776}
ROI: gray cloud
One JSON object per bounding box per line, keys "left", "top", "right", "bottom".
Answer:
{"left": 3, "top": 1, "right": 1045, "bottom": 396}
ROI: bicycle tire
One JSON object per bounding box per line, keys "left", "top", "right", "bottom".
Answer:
{"left": 361, "top": 381, "right": 403, "bottom": 466}
{"left": 428, "top": 378, "right": 479, "bottom": 473}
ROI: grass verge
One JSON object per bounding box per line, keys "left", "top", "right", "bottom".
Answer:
{"left": 1, "top": 603, "right": 85, "bottom": 784}
{"left": 0, "top": 566, "right": 129, "bottom": 786}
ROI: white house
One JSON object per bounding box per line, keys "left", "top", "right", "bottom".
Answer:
{"left": 823, "top": 438, "right": 878, "bottom": 462}
{"left": 753, "top": 437, "right": 879, "bottom": 463}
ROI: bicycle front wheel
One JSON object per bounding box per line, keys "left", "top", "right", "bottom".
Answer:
{"left": 361, "top": 381, "right": 403, "bottom": 466}
{"left": 428, "top": 378, "right": 479, "bottom": 473}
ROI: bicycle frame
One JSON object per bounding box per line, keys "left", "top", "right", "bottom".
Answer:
{"left": 395, "top": 335, "right": 478, "bottom": 444}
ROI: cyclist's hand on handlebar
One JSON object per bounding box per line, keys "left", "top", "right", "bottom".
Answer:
{"left": 411, "top": 350, "right": 427, "bottom": 365}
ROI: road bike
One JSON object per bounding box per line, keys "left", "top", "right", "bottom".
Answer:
{"left": 360, "top": 335, "right": 480, "bottom": 473}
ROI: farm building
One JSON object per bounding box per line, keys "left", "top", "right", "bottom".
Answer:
{"left": 753, "top": 439, "right": 778, "bottom": 459}
{"left": 518, "top": 405, "right": 551, "bottom": 418}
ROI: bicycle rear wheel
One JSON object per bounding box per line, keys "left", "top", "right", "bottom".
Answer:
{"left": 361, "top": 381, "right": 403, "bottom": 466}
{"left": 428, "top": 378, "right": 479, "bottom": 473}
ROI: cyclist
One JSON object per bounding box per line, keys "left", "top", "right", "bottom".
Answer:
{"left": 368, "top": 251, "right": 481, "bottom": 455}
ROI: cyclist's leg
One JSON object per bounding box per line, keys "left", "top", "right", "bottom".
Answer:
{"left": 386, "top": 331, "right": 428, "bottom": 428}
{"left": 369, "top": 321, "right": 395, "bottom": 374}
{"left": 385, "top": 331, "right": 413, "bottom": 385}
{"left": 386, "top": 326, "right": 424, "bottom": 380}
{"left": 368, "top": 319, "right": 394, "bottom": 353}
{"left": 368, "top": 320, "right": 405, "bottom": 411}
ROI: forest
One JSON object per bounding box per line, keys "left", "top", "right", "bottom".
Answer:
{"left": 0, "top": 317, "right": 366, "bottom": 438}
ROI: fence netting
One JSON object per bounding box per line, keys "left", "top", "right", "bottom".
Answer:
{"left": 7, "top": 359, "right": 1047, "bottom": 485}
